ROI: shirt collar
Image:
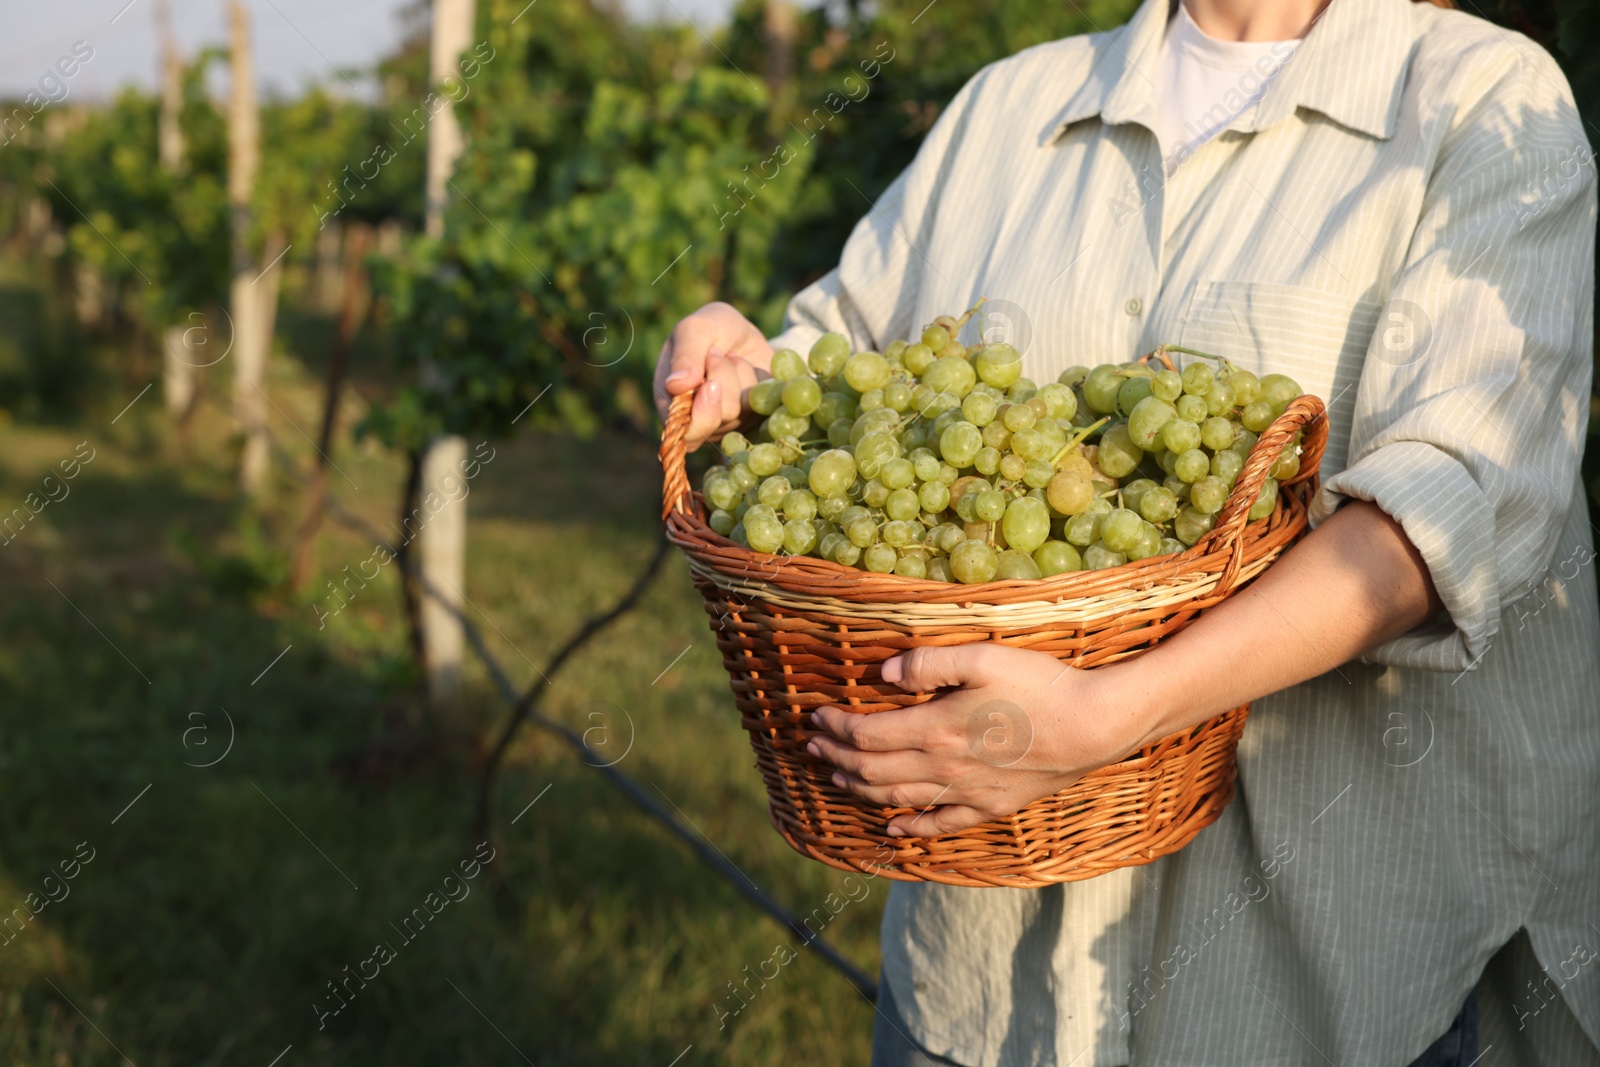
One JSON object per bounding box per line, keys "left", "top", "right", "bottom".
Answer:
{"left": 1047, "top": 0, "right": 1415, "bottom": 144}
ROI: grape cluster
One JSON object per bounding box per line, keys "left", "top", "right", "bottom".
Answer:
{"left": 699, "top": 305, "right": 1304, "bottom": 584}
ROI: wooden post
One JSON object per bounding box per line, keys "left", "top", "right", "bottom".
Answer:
{"left": 157, "top": 0, "right": 197, "bottom": 421}
{"left": 416, "top": 0, "right": 478, "bottom": 712}
{"left": 227, "top": 0, "right": 272, "bottom": 493}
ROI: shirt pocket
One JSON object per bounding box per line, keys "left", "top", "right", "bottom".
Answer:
{"left": 1178, "top": 281, "right": 1381, "bottom": 479}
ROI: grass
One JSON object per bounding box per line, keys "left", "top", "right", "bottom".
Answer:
{"left": 0, "top": 307, "right": 882, "bottom": 1064}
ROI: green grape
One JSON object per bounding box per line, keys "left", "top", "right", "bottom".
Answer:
{"left": 1003, "top": 402, "right": 1037, "bottom": 432}
{"left": 808, "top": 333, "right": 851, "bottom": 377}
{"left": 770, "top": 348, "right": 808, "bottom": 381}
{"left": 729, "top": 463, "right": 758, "bottom": 491}
{"left": 862, "top": 478, "right": 891, "bottom": 508}
{"left": 1126, "top": 521, "right": 1163, "bottom": 560}
{"left": 1120, "top": 478, "right": 1158, "bottom": 514}
{"left": 1058, "top": 365, "right": 1091, "bottom": 388}
{"left": 721, "top": 431, "right": 752, "bottom": 454}
{"left": 918, "top": 480, "right": 951, "bottom": 513}
{"left": 950, "top": 540, "right": 998, "bottom": 584}
{"left": 783, "top": 519, "right": 818, "bottom": 555}
{"left": 1034, "top": 540, "right": 1083, "bottom": 575}
{"left": 1138, "top": 486, "right": 1179, "bottom": 523}
{"left": 972, "top": 489, "right": 1005, "bottom": 523}
{"left": 1174, "top": 448, "right": 1210, "bottom": 483}
{"left": 749, "top": 379, "right": 784, "bottom": 416}
{"left": 1211, "top": 449, "right": 1244, "bottom": 485}
{"left": 1001, "top": 496, "right": 1051, "bottom": 554}
{"left": 1024, "top": 459, "right": 1056, "bottom": 489}
{"left": 844, "top": 515, "right": 879, "bottom": 548}
{"left": 1101, "top": 508, "right": 1144, "bottom": 553}
{"left": 1116, "top": 375, "right": 1154, "bottom": 417}
{"left": 981, "top": 421, "right": 1012, "bottom": 451}
{"left": 1047, "top": 471, "right": 1095, "bottom": 515}
{"left": 1035, "top": 383, "right": 1077, "bottom": 421}
{"left": 843, "top": 351, "right": 892, "bottom": 392}
{"left": 881, "top": 457, "right": 916, "bottom": 489}
{"left": 1127, "top": 396, "right": 1177, "bottom": 449}
{"left": 1180, "top": 362, "right": 1215, "bottom": 396}
{"left": 1226, "top": 370, "right": 1261, "bottom": 405}
{"left": 996, "top": 550, "right": 1043, "bottom": 580}
{"left": 975, "top": 342, "right": 1023, "bottom": 388}
{"left": 838, "top": 505, "right": 870, "bottom": 528}
{"left": 1083, "top": 365, "right": 1123, "bottom": 414}
{"left": 923, "top": 356, "right": 977, "bottom": 398}
{"left": 782, "top": 489, "right": 818, "bottom": 522}
{"left": 1201, "top": 416, "right": 1237, "bottom": 451}
{"left": 931, "top": 409, "right": 964, "bottom": 437}
{"left": 1163, "top": 474, "right": 1190, "bottom": 499}
{"left": 962, "top": 391, "right": 999, "bottom": 426}
{"left": 777, "top": 377, "right": 819, "bottom": 419}
{"left": 1151, "top": 370, "right": 1183, "bottom": 402}
{"left": 745, "top": 507, "right": 785, "bottom": 554}
{"left": 1175, "top": 394, "right": 1209, "bottom": 423}
{"left": 921, "top": 324, "right": 951, "bottom": 351}
{"left": 768, "top": 410, "right": 811, "bottom": 439}
{"left": 827, "top": 418, "right": 853, "bottom": 447}
{"left": 832, "top": 540, "right": 862, "bottom": 567}
{"left": 894, "top": 552, "right": 928, "bottom": 578}
{"left": 1097, "top": 424, "right": 1144, "bottom": 478}
{"left": 747, "top": 443, "right": 783, "bottom": 476}
{"left": 1229, "top": 428, "right": 1261, "bottom": 458}
{"left": 1159, "top": 537, "right": 1187, "bottom": 556}
{"left": 1259, "top": 374, "right": 1302, "bottom": 415}
{"left": 707, "top": 478, "right": 742, "bottom": 511}
{"left": 939, "top": 422, "right": 983, "bottom": 468}
{"left": 885, "top": 488, "right": 921, "bottom": 521}
{"left": 709, "top": 509, "right": 737, "bottom": 536}
{"left": 858, "top": 388, "right": 886, "bottom": 412}
{"left": 855, "top": 431, "right": 900, "bottom": 479}
{"left": 925, "top": 523, "right": 961, "bottom": 554}
{"left": 1189, "top": 475, "right": 1229, "bottom": 515}
{"left": 729, "top": 523, "right": 747, "bottom": 547}
{"left": 1010, "top": 428, "right": 1048, "bottom": 461}
{"left": 1249, "top": 476, "right": 1279, "bottom": 520}
{"left": 899, "top": 423, "right": 929, "bottom": 453}
{"left": 818, "top": 532, "right": 845, "bottom": 560}
{"left": 1272, "top": 452, "right": 1301, "bottom": 480}
{"left": 974, "top": 447, "right": 1001, "bottom": 476}
{"left": 758, "top": 475, "right": 791, "bottom": 508}
{"left": 1084, "top": 542, "right": 1128, "bottom": 570}
{"left": 1161, "top": 417, "right": 1202, "bottom": 454}
{"left": 807, "top": 449, "right": 857, "bottom": 496}
{"left": 1204, "top": 381, "right": 1237, "bottom": 417}
{"left": 1065, "top": 511, "right": 1102, "bottom": 547}
{"left": 882, "top": 519, "right": 917, "bottom": 548}
{"left": 912, "top": 453, "right": 942, "bottom": 482}
{"left": 1174, "top": 506, "right": 1216, "bottom": 546}
{"left": 999, "top": 452, "right": 1028, "bottom": 481}
{"left": 883, "top": 382, "right": 912, "bottom": 412}
{"left": 1240, "top": 400, "right": 1276, "bottom": 433}
{"left": 904, "top": 342, "right": 936, "bottom": 375}
{"left": 863, "top": 543, "right": 897, "bottom": 573}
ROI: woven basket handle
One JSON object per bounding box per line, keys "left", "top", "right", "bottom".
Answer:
{"left": 1204, "top": 393, "right": 1328, "bottom": 595}
{"left": 660, "top": 392, "right": 698, "bottom": 524}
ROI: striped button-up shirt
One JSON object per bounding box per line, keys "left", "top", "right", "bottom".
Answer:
{"left": 768, "top": 0, "right": 1600, "bottom": 1061}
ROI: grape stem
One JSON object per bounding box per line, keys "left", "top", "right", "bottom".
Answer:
{"left": 955, "top": 296, "right": 988, "bottom": 333}
{"left": 1161, "top": 344, "right": 1237, "bottom": 374}
{"left": 1051, "top": 416, "right": 1110, "bottom": 468}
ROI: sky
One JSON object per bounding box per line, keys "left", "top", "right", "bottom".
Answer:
{"left": 0, "top": 0, "right": 739, "bottom": 101}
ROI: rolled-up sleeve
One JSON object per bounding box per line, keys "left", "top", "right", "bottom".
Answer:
{"left": 769, "top": 75, "right": 985, "bottom": 357}
{"left": 1309, "top": 48, "right": 1596, "bottom": 672}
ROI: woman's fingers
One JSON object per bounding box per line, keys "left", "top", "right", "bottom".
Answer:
{"left": 808, "top": 734, "right": 954, "bottom": 784}
{"left": 810, "top": 704, "right": 943, "bottom": 754}
{"left": 686, "top": 376, "right": 726, "bottom": 451}
{"left": 882, "top": 645, "right": 999, "bottom": 692}
{"left": 886, "top": 804, "right": 991, "bottom": 839}
{"left": 828, "top": 774, "right": 952, "bottom": 811}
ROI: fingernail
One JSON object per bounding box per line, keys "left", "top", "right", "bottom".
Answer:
{"left": 887, "top": 826, "right": 907, "bottom": 838}
{"left": 706, "top": 379, "right": 720, "bottom": 396}
{"left": 665, "top": 370, "right": 690, "bottom": 384}
{"left": 806, "top": 740, "right": 821, "bottom": 757}
{"left": 831, "top": 772, "right": 846, "bottom": 788}
{"left": 809, "top": 711, "right": 822, "bottom": 726}
{"left": 881, "top": 657, "right": 903, "bottom": 685}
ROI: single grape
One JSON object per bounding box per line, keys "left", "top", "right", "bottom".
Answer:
{"left": 918, "top": 480, "right": 951, "bottom": 513}
{"left": 881, "top": 457, "right": 916, "bottom": 489}
{"left": 831, "top": 540, "right": 862, "bottom": 566}
{"left": 782, "top": 489, "right": 818, "bottom": 522}
{"left": 921, "top": 324, "right": 951, "bottom": 352}
{"left": 1240, "top": 400, "right": 1276, "bottom": 433}
{"left": 1083, "top": 365, "right": 1123, "bottom": 414}
{"left": 1127, "top": 395, "right": 1178, "bottom": 450}
{"left": 1272, "top": 452, "right": 1301, "bottom": 480}
{"left": 924, "top": 355, "right": 978, "bottom": 398}
{"left": 975, "top": 342, "right": 1023, "bottom": 388}
{"left": 783, "top": 519, "right": 818, "bottom": 555}
{"left": 1023, "top": 459, "right": 1056, "bottom": 489}
{"left": 855, "top": 431, "right": 900, "bottom": 479}
{"left": 770, "top": 348, "right": 808, "bottom": 381}
{"left": 1138, "top": 485, "right": 1179, "bottom": 523}
{"left": 1001, "top": 496, "right": 1051, "bottom": 554}
{"left": 1064, "top": 511, "right": 1102, "bottom": 547}
{"left": 903, "top": 342, "right": 936, "bottom": 376}
{"left": 707, "top": 478, "right": 742, "bottom": 511}
{"left": 1249, "top": 476, "right": 1279, "bottom": 520}
{"left": 975, "top": 489, "right": 1008, "bottom": 523}
{"left": 1226, "top": 370, "right": 1261, "bottom": 405}
{"left": 858, "top": 388, "right": 886, "bottom": 412}
{"left": 981, "top": 421, "right": 1012, "bottom": 451}
{"left": 1259, "top": 374, "right": 1302, "bottom": 415}
{"left": 844, "top": 515, "right": 880, "bottom": 548}
{"left": 1180, "top": 362, "right": 1215, "bottom": 396}
{"left": 746, "top": 515, "right": 785, "bottom": 554}
{"left": 885, "top": 488, "right": 921, "bottom": 521}
{"left": 1160, "top": 417, "right": 1202, "bottom": 454}
{"left": 808, "top": 333, "right": 851, "bottom": 377}
{"left": 1174, "top": 506, "right": 1216, "bottom": 546}
{"left": 962, "top": 391, "right": 999, "bottom": 427}
{"left": 1201, "top": 416, "right": 1237, "bottom": 451}
{"left": 729, "top": 463, "right": 758, "bottom": 490}
{"left": 758, "top": 475, "right": 791, "bottom": 508}
{"left": 1126, "top": 521, "right": 1163, "bottom": 560}
{"left": 927, "top": 556, "right": 955, "bottom": 582}
{"left": 996, "top": 549, "right": 1043, "bottom": 580}
{"left": 1035, "top": 383, "right": 1078, "bottom": 421}
{"left": 950, "top": 540, "right": 999, "bottom": 583}
{"left": 1211, "top": 448, "right": 1245, "bottom": 485}
{"left": 1158, "top": 537, "right": 1187, "bottom": 556}
{"left": 721, "top": 431, "right": 752, "bottom": 454}
{"left": 1097, "top": 424, "right": 1144, "bottom": 478}
{"left": 747, "top": 443, "right": 783, "bottom": 476}
{"left": 767, "top": 409, "right": 811, "bottom": 439}
{"left": 999, "top": 452, "right": 1028, "bottom": 482}
{"left": 1100, "top": 507, "right": 1144, "bottom": 553}
{"left": 1189, "top": 475, "right": 1229, "bottom": 515}
{"left": 1084, "top": 542, "right": 1129, "bottom": 570}
{"left": 1010, "top": 428, "right": 1048, "bottom": 461}
{"left": 827, "top": 418, "right": 853, "bottom": 447}
{"left": 862, "top": 478, "right": 891, "bottom": 508}
{"left": 938, "top": 422, "right": 983, "bottom": 468}
{"left": 749, "top": 379, "right": 784, "bottom": 416}
{"left": 863, "top": 543, "right": 898, "bottom": 573}
{"left": 1046, "top": 470, "right": 1095, "bottom": 515}
{"left": 894, "top": 552, "right": 928, "bottom": 578}
{"left": 818, "top": 532, "right": 845, "bottom": 560}
{"left": 1034, "top": 540, "right": 1083, "bottom": 575}
{"left": 973, "top": 447, "right": 1001, "bottom": 476}
{"left": 843, "top": 351, "right": 892, "bottom": 392}
{"left": 1121, "top": 478, "right": 1158, "bottom": 514}
{"left": 1001, "top": 403, "right": 1035, "bottom": 433}
{"left": 1058, "top": 365, "right": 1091, "bottom": 388}
{"left": 883, "top": 382, "right": 912, "bottom": 412}
{"left": 1174, "top": 448, "right": 1210, "bottom": 483}
{"left": 1175, "top": 394, "right": 1209, "bottom": 423}
{"left": 807, "top": 449, "right": 857, "bottom": 497}
{"left": 881, "top": 520, "right": 917, "bottom": 548}
{"left": 709, "top": 509, "right": 737, "bottom": 536}
{"left": 729, "top": 523, "right": 747, "bottom": 547}
{"left": 1151, "top": 369, "right": 1183, "bottom": 402}
{"left": 1204, "top": 381, "right": 1237, "bottom": 418}
{"left": 1116, "top": 375, "right": 1154, "bottom": 417}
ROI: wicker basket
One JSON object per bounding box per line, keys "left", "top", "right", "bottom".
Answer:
{"left": 661, "top": 390, "right": 1327, "bottom": 888}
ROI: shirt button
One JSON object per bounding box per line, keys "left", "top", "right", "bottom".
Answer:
{"left": 1124, "top": 297, "right": 1143, "bottom": 316}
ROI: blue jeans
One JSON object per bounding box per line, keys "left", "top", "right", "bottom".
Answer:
{"left": 869, "top": 977, "right": 1478, "bottom": 1066}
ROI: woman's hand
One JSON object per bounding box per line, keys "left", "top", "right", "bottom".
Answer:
{"left": 807, "top": 645, "right": 1145, "bottom": 838}
{"left": 654, "top": 301, "right": 774, "bottom": 451}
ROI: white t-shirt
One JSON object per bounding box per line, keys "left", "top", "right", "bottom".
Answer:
{"left": 1154, "top": 1, "right": 1301, "bottom": 170}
